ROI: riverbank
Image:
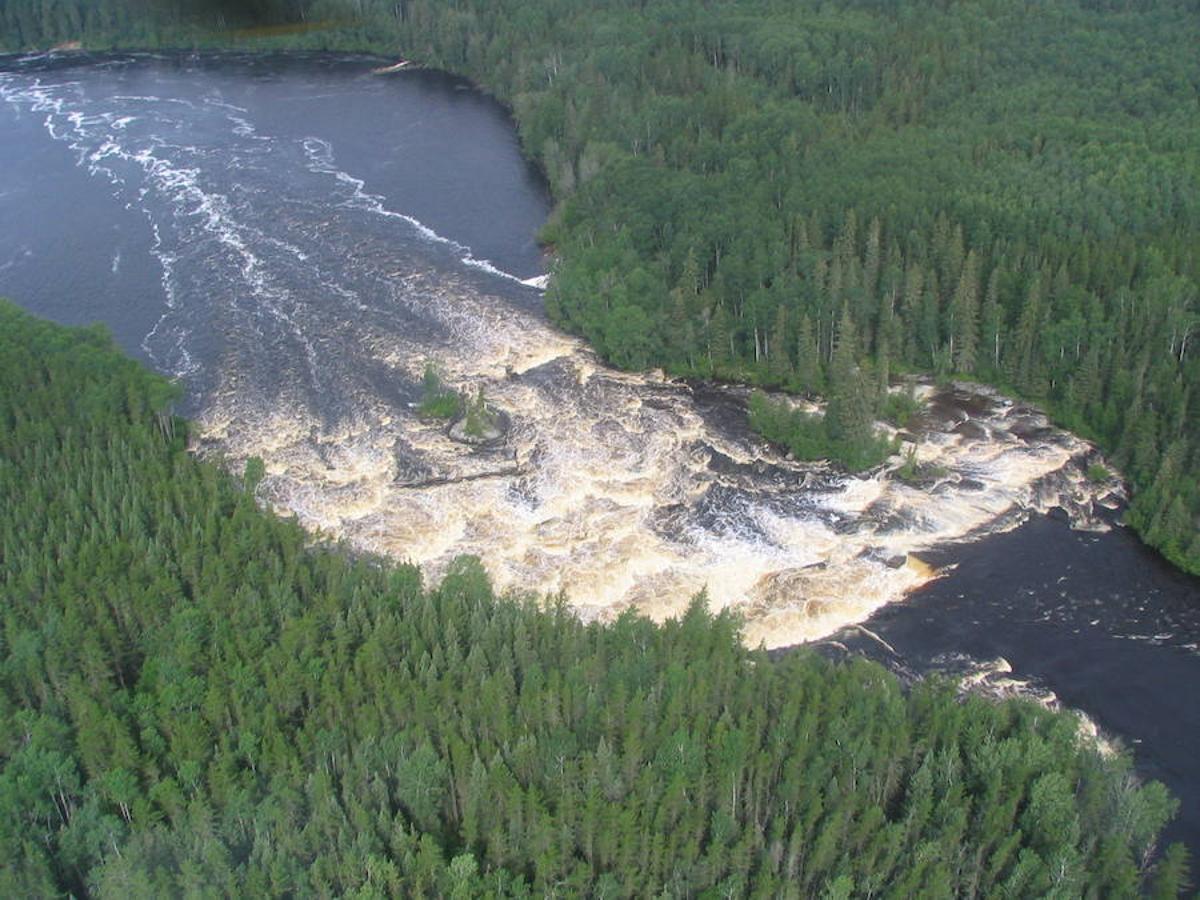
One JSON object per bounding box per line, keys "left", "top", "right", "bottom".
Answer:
{"left": 10, "top": 30, "right": 1196, "bottom": 585}
{"left": 1, "top": 48, "right": 1170, "bottom": 652}
{"left": 2, "top": 45, "right": 1195, "bottom": 884}
{"left": 0, "top": 297, "right": 1186, "bottom": 895}
{"left": 814, "top": 508, "right": 1200, "bottom": 861}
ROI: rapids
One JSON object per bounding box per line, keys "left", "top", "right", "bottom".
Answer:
{"left": 0, "top": 51, "right": 1117, "bottom": 650}
{"left": 4, "top": 49, "right": 1199, "bottom": 855}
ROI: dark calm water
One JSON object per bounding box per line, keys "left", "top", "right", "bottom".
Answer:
{"left": 2, "top": 51, "right": 1198, "bottom": 860}
{"left": 828, "top": 513, "right": 1200, "bottom": 855}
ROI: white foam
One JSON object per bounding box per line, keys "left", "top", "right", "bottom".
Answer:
{"left": 301, "top": 135, "right": 546, "bottom": 290}
{"left": 944, "top": 654, "right": 1120, "bottom": 756}
{"left": 0, "top": 74, "right": 334, "bottom": 381}
{"left": 203, "top": 96, "right": 248, "bottom": 113}
{"left": 3, "top": 67, "right": 1118, "bottom": 653}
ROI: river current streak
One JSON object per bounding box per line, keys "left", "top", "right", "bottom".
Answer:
{"left": 3, "top": 49, "right": 1200, "bottom": 858}
{"left": 0, "top": 51, "right": 1126, "bottom": 650}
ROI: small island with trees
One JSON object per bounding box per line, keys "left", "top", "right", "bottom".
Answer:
{"left": 0, "top": 300, "right": 1187, "bottom": 896}
{"left": 419, "top": 362, "right": 507, "bottom": 445}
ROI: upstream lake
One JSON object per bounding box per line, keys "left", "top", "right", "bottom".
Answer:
{"left": 2, "top": 51, "right": 1197, "bottom": 855}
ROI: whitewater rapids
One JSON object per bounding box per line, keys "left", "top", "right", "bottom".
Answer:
{"left": 213, "top": 356, "right": 1117, "bottom": 649}
{"left": 0, "top": 54, "right": 1120, "bottom": 649}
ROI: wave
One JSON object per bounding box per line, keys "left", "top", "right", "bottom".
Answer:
{"left": 0, "top": 75, "right": 328, "bottom": 381}
{"left": 301, "top": 136, "right": 546, "bottom": 290}
{"left": 112, "top": 94, "right": 196, "bottom": 108}
{"left": 935, "top": 653, "right": 1121, "bottom": 755}
{"left": 203, "top": 96, "right": 249, "bottom": 114}
{"left": 4, "top": 63, "right": 1124, "bottom": 653}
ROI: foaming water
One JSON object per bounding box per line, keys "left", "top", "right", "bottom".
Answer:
{"left": 4, "top": 50, "right": 1197, "bottom": 857}
{"left": 0, "top": 52, "right": 1120, "bottom": 649}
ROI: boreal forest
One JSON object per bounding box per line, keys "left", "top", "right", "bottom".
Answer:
{"left": 0, "top": 299, "right": 1189, "bottom": 894}
{"left": 3, "top": 0, "right": 1199, "bottom": 573}
{"left": 1, "top": 0, "right": 1198, "bottom": 895}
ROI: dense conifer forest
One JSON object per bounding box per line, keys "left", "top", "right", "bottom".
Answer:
{"left": 2, "top": 3, "right": 1199, "bottom": 893}
{"left": 0, "top": 298, "right": 1190, "bottom": 895}
{"left": 2, "top": 0, "right": 1198, "bottom": 574}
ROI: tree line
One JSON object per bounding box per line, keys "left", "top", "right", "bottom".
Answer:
{"left": 0, "top": 299, "right": 1190, "bottom": 895}
{"left": 3, "top": 1, "right": 1197, "bottom": 569}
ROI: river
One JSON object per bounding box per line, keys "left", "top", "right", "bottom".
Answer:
{"left": 2, "top": 51, "right": 1197, "bottom": 856}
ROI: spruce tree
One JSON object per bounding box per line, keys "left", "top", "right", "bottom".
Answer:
{"left": 826, "top": 308, "right": 875, "bottom": 454}
{"left": 796, "top": 315, "right": 823, "bottom": 396}
{"left": 769, "top": 305, "right": 792, "bottom": 383}
{"left": 979, "top": 263, "right": 1005, "bottom": 375}
{"left": 952, "top": 250, "right": 980, "bottom": 374}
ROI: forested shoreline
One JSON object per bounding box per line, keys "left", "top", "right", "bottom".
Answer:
{"left": 1, "top": 3, "right": 1198, "bottom": 892}
{"left": 0, "top": 299, "right": 1190, "bottom": 894}
{"left": 3, "top": 0, "right": 1198, "bottom": 574}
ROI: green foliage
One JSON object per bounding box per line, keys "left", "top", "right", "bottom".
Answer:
{"left": 824, "top": 310, "right": 879, "bottom": 457}
{"left": 463, "top": 385, "right": 496, "bottom": 438}
{"left": 330, "top": 0, "right": 1196, "bottom": 575}
{"left": 243, "top": 455, "right": 266, "bottom": 492}
{"left": 894, "top": 444, "right": 948, "bottom": 488}
{"left": 895, "top": 446, "right": 920, "bottom": 483}
{"left": 748, "top": 392, "right": 829, "bottom": 461}
{"left": 882, "top": 386, "right": 924, "bottom": 429}
{"left": 749, "top": 391, "right": 896, "bottom": 473}
{"left": 1150, "top": 843, "right": 1192, "bottom": 899}
{"left": 1087, "top": 463, "right": 1113, "bottom": 484}
{"left": 0, "top": 301, "right": 1186, "bottom": 894}
{"left": 5, "top": 1, "right": 1197, "bottom": 573}
{"left": 418, "top": 361, "right": 462, "bottom": 419}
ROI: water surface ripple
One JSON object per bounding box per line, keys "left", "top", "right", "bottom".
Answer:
{"left": 2, "top": 50, "right": 1197, "bottom": 854}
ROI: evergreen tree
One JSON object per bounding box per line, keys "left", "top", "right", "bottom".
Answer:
{"left": 979, "top": 263, "right": 1005, "bottom": 376}
{"left": 826, "top": 308, "right": 875, "bottom": 453}
{"left": 952, "top": 250, "right": 980, "bottom": 374}
{"left": 769, "top": 305, "right": 792, "bottom": 383}
{"left": 795, "top": 314, "right": 823, "bottom": 396}
{"left": 1, "top": 302, "right": 1180, "bottom": 897}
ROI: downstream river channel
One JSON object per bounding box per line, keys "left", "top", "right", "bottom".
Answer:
{"left": 2, "top": 51, "right": 1197, "bottom": 855}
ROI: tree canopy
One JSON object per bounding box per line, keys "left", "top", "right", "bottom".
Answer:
{"left": 4, "top": 0, "right": 1198, "bottom": 569}
{"left": 0, "top": 300, "right": 1190, "bottom": 893}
